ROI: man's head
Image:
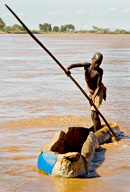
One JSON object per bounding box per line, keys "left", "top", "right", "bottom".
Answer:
{"left": 92, "top": 52, "right": 103, "bottom": 68}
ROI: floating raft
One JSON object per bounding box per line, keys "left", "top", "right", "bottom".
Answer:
{"left": 37, "top": 123, "right": 120, "bottom": 178}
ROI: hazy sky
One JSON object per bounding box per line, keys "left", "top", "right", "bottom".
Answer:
{"left": 1, "top": 0, "right": 130, "bottom": 31}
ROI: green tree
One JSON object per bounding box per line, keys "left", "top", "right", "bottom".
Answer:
{"left": 3, "top": 26, "right": 12, "bottom": 32}
{"left": 0, "top": 18, "right": 6, "bottom": 30}
{"left": 39, "top": 23, "right": 52, "bottom": 32}
{"left": 47, "top": 23, "right": 52, "bottom": 32}
{"left": 92, "top": 26, "right": 99, "bottom": 33}
{"left": 65, "top": 24, "right": 75, "bottom": 31}
{"left": 59, "top": 25, "right": 67, "bottom": 32}
{"left": 11, "top": 24, "right": 25, "bottom": 31}
{"left": 102, "top": 28, "right": 110, "bottom": 34}
{"left": 39, "top": 24, "right": 42, "bottom": 31}
{"left": 115, "top": 29, "right": 126, "bottom": 34}
{"left": 92, "top": 26, "right": 110, "bottom": 34}
{"left": 53, "top": 26, "right": 59, "bottom": 32}
{"left": 97, "top": 27, "right": 110, "bottom": 34}
{"left": 59, "top": 24, "right": 75, "bottom": 32}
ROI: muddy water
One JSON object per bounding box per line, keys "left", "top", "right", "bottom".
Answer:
{"left": 0, "top": 34, "right": 130, "bottom": 192}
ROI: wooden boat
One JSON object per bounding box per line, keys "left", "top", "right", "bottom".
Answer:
{"left": 37, "top": 123, "right": 120, "bottom": 178}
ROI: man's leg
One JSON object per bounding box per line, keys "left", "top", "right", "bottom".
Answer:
{"left": 91, "top": 110, "right": 101, "bottom": 132}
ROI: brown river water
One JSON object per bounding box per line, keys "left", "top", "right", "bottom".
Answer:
{"left": 0, "top": 34, "right": 130, "bottom": 192}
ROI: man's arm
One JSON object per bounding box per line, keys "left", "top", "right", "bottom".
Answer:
{"left": 67, "top": 62, "right": 90, "bottom": 70}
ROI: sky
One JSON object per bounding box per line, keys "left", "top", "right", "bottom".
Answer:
{"left": 0, "top": 0, "right": 130, "bottom": 31}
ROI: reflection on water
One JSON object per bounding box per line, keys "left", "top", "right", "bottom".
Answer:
{"left": 0, "top": 34, "right": 130, "bottom": 192}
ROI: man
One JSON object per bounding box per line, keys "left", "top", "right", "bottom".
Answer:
{"left": 66, "top": 52, "right": 106, "bottom": 132}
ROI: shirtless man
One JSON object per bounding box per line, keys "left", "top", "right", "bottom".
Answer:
{"left": 66, "top": 52, "right": 106, "bottom": 132}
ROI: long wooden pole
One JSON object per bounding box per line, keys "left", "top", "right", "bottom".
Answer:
{"left": 5, "top": 4, "right": 118, "bottom": 138}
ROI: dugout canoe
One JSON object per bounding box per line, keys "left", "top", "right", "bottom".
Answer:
{"left": 37, "top": 123, "right": 120, "bottom": 178}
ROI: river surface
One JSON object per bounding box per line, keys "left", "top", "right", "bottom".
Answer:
{"left": 0, "top": 34, "right": 130, "bottom": 192}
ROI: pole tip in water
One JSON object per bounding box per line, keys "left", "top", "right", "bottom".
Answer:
{"left": 112, "top": 136, "right": 120, "bottom": 142}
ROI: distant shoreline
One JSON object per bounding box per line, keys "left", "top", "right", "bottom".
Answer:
{"left": 1, "top": 30, "right": 130, "bottom": 35}
{"left": 1, "top": 31, "right": 130, "bottom": 35}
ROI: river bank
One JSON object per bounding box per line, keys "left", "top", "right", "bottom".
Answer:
{"left": 1, "top": 30, "right": 130, "bottom": 34}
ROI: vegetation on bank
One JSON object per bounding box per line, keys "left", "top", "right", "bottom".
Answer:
{"left": 0, "top": 18, "right": 130, "bottom": 34}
